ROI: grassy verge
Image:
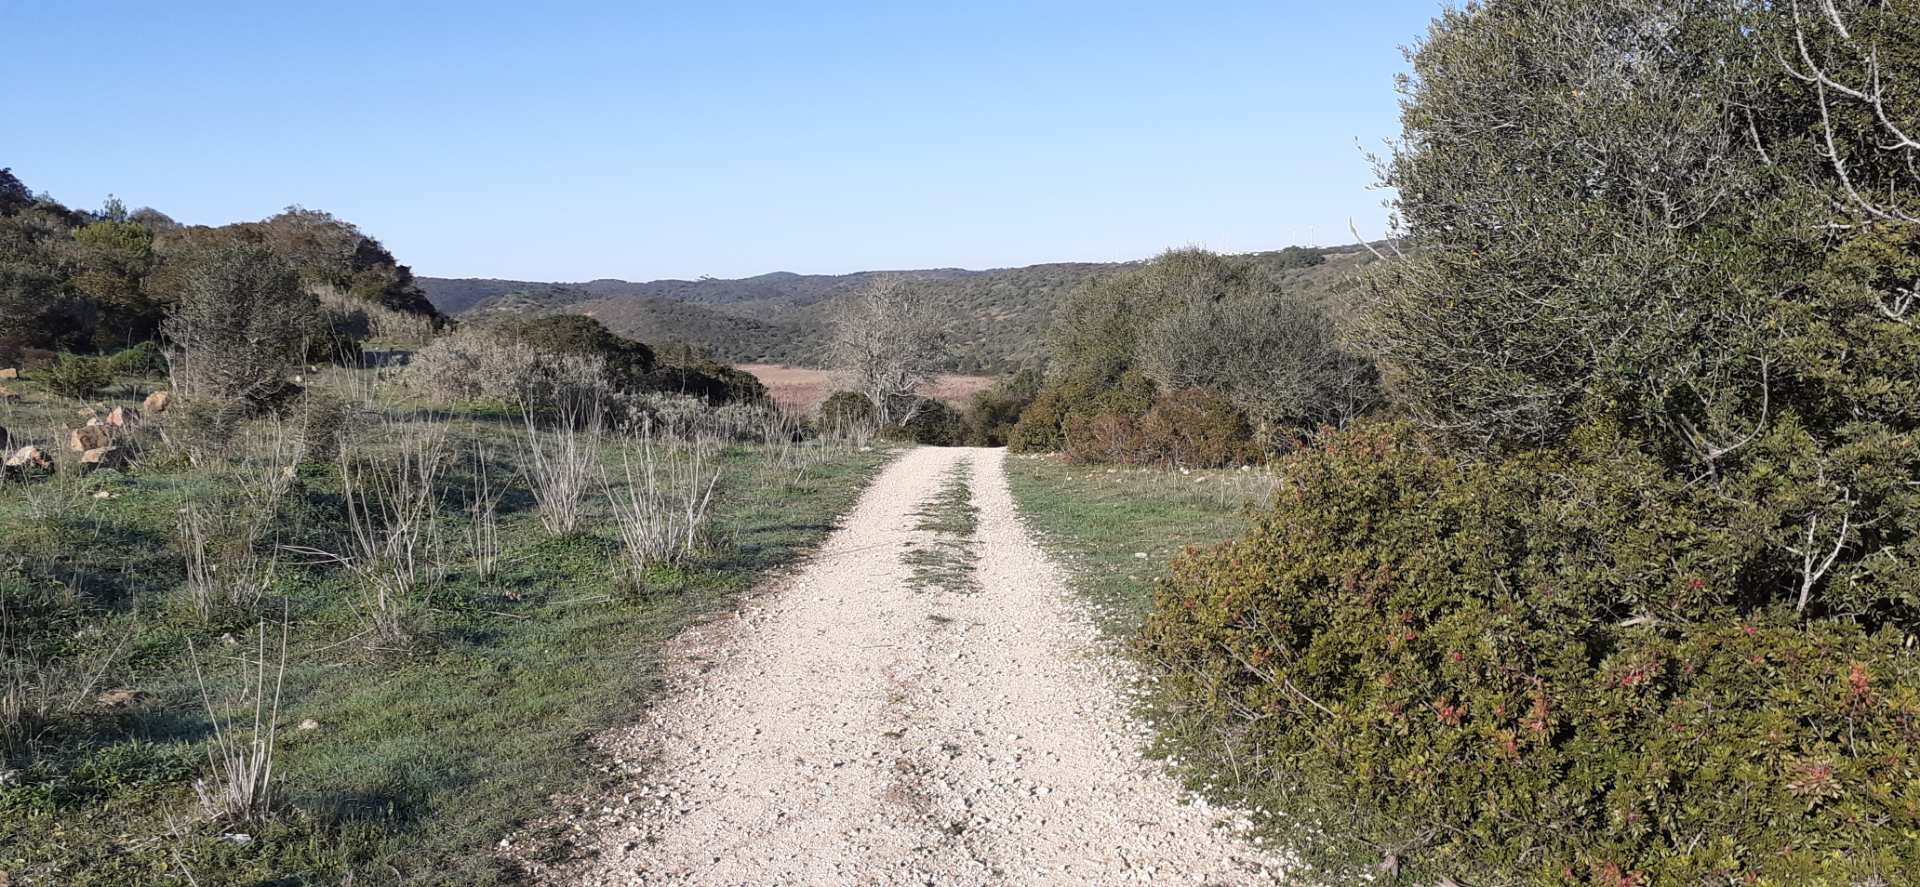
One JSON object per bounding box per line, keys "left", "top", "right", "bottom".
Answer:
{"left": 1004, "top": 453, "right": 1272, "bottom": 637}
{"left": 0, "top": 369, "right": 891, "bottom": 886}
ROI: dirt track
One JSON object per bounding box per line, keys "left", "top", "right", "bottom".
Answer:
{"left": 532, "top": 447, "right": 1287, "bottom": 885}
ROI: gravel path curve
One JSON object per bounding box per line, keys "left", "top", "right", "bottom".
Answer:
{"left": 532, "top": 447, "right": 1288, "bottom": 885}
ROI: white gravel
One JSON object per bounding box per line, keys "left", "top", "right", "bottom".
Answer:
{"left": 525, "top": 447, "right": 1289, "bottom": 885}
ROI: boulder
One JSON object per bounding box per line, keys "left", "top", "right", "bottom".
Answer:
{"left": 0, "top": 368, "right": 16, "bottom": 380}
{"left": 3, "top": 446, "right": 54, "bottom": 480}
{"left": 81, "top": 446, "right": 128, "bottom": 473}
{"left": 69, "top": 425, "right": 112, "bottom": 452}
{"left": 143, "top": 390, "right": 171, "bottom": 413}
{"left": 0, "top": 386, "right": 16, "bottom": 401}
{"left": 106, "top": 406, "right": 141, "bottom": 428}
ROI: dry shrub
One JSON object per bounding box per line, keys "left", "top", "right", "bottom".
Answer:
{"left": 466, "top": 444, "right": 507, "bottom": 581}
{"left": 286, "top": 417, "right": 447, "bottom": 644}
{"left": 604, "top": 425, "right": 722, "bottom": 584}
{"left": 189, "top": 621, "right": 287, "bottom": 824}
{"left": 177, "top": 503, "right": 276, "bottom": 623}
{"left": 405, "top": 327, "right": 608, "bottom": 410}
{"left": 522, "top": 400, "right": 601, "bottom": 536}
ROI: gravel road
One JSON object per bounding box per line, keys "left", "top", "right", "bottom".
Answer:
{"left": 529, "top": 446, "right": 1288, "bottom": 885}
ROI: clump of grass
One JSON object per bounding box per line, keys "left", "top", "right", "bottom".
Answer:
{"left": 189, "top": 619, "right": 288, "bottom": 824}
{"left": 903, "top": 461, "right": 979, "bottom": 594}
{"left": 523, "top": 400, "right": 601, "bottom": 536}
{"left": 177, "top": 502, "right": 276, "bottom": 623}
{"left": 3, "top": 603, "right": 130, "bottom": 757}
{"left": 605, "top": 426, "right": 722, "bottom": 587}
{"left": 466, "top": 444, "right": 509, "bottom": 581}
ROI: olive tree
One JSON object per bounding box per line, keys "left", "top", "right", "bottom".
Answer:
{"left": 1359, "top": 0, "right": 1777, "bottom": 450}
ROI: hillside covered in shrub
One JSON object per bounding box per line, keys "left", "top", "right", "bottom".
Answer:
{"left": 0, "top": 170, "right": 440, "bottom": 369}
{"left": 419, "top": 245, "right": 1370, "bottom": 374}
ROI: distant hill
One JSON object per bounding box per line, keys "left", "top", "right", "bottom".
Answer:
{"left": 419, "top": 245, "right": 1378, "bottom": 375}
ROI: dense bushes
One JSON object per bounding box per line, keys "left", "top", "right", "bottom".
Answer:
{"left": 0, "top": 170, "right": 438, "bottom": 367}
{"left": 649, "top": 343, "right": 768, "bottom": 404}
{"left": 406, "top": 326, "right": 611, "bottom": 409}
{"left": 1062, "top": 388, "right": 1259, "bottom": 468}
{"left": 493, "top": 315, "right": 655, "bottom": 390}
{"left": 1145, "top": 421, "right": 1920, "bottom": 883}
{"left": 407, "top": 320, "right": 770, "bottom": 420}
{"left": 960, "top": 369, "right": 1040, "bottom": 447}
{"left": 1009, "top": 248, "right": 1371, "bottom": 463}
{"left": 40, "top": 354, "right": 113, "bottom": 401}
{"left": 1132, "top": 3, "right": 1920, "bottom": 880}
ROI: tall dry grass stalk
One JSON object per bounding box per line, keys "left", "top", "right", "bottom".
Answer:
{"left": 467, "top": 444, "right": 507, "bottom": 580}
{"left": 522, "top": 399, "right": 602, "bottom": 536}
{"left": 189, "top": 619, "right": 288, "bottom": 824}
{"left": 605, "top": 425, "right": 722, "bottom": 579}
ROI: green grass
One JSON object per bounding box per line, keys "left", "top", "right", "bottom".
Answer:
{"left": 1004, "top": 453, "right": 1273, "bottom": 637}
{"left": 902, "top": 461, "right": 979, "bottom": 595}
{"left": 0, "top": 368, "right": 891, "bottom": 885}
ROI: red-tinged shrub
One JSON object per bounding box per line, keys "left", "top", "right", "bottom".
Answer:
{"left": 1143, "top": 420, "right": 1920, "bottom": 884}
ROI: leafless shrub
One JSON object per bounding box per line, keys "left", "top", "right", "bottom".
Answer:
{"left": 604, "top": 424, "right": 722, "bottom": 581}
{"left": 522, "top": 399, "right": 602, "bottom": 536}
{"left": 189, "top": 620, "right": 287, "bottom": 824}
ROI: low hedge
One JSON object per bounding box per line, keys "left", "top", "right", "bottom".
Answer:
{"left": 1143, "top": 420, "right": 1920, "bottom": 884}
{"left": 1062, "top": 387, "right": 1259, "bottom": 468}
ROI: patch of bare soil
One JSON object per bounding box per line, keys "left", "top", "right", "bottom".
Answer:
{"left": 740, "top": 365, "right": 993, "bottom": 413}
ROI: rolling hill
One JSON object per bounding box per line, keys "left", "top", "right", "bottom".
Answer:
{"left": 419, "top": 245, "right": 1378, "bottom": 375}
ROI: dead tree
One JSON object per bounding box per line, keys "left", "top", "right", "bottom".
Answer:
{"left": 826, "top": 275, "right": 950, "bottom": 427}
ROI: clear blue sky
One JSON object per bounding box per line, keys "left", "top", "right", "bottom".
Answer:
{"left": 4, "top": 1, "right": 1443, "bottom": 281}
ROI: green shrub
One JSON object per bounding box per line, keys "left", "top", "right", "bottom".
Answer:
{"left": 646, "top": 357, "right": 767, "bottom": 404}
{"left": 1137, "top": 388, "right": 1260, "bottom": 468}
{"left": 817, "top": 390, "right": 875, "bottom": 430}
{"left": 105, "top": 341, "right": 168, "bottom": 378}
{"left": 899, "top": 399, "right": 965, "bottom": 446}
{"left": 1143, "top": 421, "right": 1920, "bottom": 884}
{"left": 41, "top": 353, "right": 113, "bottom": 400}
{"left": 495, "top": 314, "right": 654, "bottom": 390}
{"left": 960, "top": 369, "right": 1040, "bottom": 447}
{"left": 1061, "top": 388, "right": 1258, "bottom": 467}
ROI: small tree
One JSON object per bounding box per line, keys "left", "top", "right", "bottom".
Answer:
{"left": 162, "top": 243, "right": 318, "bottom": 408}
{"left": 827, "top": 275, "right": 950, "bottom": 426}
